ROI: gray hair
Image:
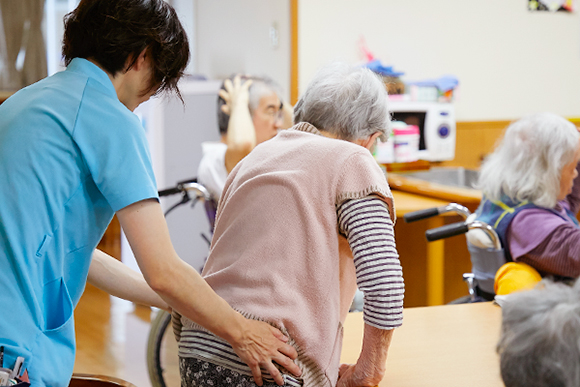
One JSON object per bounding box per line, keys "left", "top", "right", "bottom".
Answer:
{"left": 247, "top": 77, "right": 283, "bottom": 115}
{"left": 498, "top": 279, "right": 580, "bottom": 387}
{"left": 477, "top": 113, "right": 579, "bottom": 208}
{"left": 293, "top": 62, "right": 391, "bottom": 141}
{"left": 217, "top": 74, "right": 283, "bottom": 135}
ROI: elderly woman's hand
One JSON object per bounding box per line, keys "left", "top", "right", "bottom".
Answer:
{"left": 230, "top": 316, "right": 301, "bottom": 386}
{"left": 337, "top": 363, "right": 381, "bottom": 387}
{"left": 336, "top": 324, "right": 394, "bottom": 387}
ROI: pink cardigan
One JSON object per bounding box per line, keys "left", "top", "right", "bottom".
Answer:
{"left": 183, "top": 122, "right": 394, "bottom": 386}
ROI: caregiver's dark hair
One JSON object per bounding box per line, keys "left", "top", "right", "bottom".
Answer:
{"left": 62, "top": 0, "right": 190, "bottom": 99}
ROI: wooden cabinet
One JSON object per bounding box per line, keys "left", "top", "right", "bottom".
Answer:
{"left": 392, "top": 191, "right": 475, "bottom": 307}
{"left": 0, "top": 91, "right": 13, "bottom": 104}
{"left": 97, "top": 217, "right": 121, "bottom": 260}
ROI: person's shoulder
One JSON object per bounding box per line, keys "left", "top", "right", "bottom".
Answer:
{"left": 199, "top": 142, "right": 227, "bottom": 169}
{"left": 282, "top": 128, "right": 367, "bottom": 154}
{"left": 511, "top": 206, "right": 570, "bottom": 233}
{"left": 201, "top": 141, "right": 227, "bottom": 156}
{"left": 515, "top": 206, "right": 567, "bottom": 220}
{"left": 64, "top": 59, "right": 136, "bottom": 126}
{"left": 77, "top": 85, "right": 140, "bottom": 134}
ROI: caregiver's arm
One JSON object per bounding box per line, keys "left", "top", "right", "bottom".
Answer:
{"left": 336, "top": 196, "right": 404, "bottom": 386}
{"left": 88, "top": 249, "right": 170, "bottom": 311}
{"left": 116, "top": 198, "right": 300, "bottom": 386}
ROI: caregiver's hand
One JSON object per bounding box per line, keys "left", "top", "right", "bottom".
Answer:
{"left": 230, "top": 315, "right": 301, "bottom": 386}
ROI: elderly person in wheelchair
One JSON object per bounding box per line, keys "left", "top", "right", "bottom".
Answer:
{"left": 175, "top": 62, "right": 404, "bottom": 387}
{"left": 468, "top": 113, "right": 580, "bottom": 298}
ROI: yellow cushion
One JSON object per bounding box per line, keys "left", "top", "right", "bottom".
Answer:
{"left": 494, "top": 262, "right": 542, "bottom": 296}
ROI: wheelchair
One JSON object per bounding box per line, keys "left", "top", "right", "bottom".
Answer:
{"left": 404, "top": 203, "right": 505, "bottom": 303}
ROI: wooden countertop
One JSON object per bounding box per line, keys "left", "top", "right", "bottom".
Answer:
{"left": 391, "top": 190, "right": 451, "bottom": 217}
{"left": 341, "top": 302, "right": 503, "bottom": 386}
{"left": 388, "top": 173, "right": 482, "bottom": 207}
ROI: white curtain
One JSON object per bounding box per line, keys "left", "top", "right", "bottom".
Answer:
{"left": 0, "top": 0, "right": 47, "bottom": 90}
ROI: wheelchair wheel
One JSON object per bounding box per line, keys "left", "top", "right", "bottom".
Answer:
{"left": 147, "top": 310, "right": 180, "bottom": 387}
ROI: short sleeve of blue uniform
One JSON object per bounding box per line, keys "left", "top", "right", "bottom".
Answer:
{"left": 72, "top": 73, "right": 158, "bottom": 211}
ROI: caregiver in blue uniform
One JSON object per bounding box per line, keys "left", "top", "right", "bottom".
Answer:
{"left": 0, "top": 1, "right": 299, "bottom": 386}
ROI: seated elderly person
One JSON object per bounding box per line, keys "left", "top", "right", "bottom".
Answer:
{"left": 198, "top": 74, "right": 292, "bottom": 199}
{"left": 176, "top": 63, "right": 404, "bottom": 387}
{"left": 470, "top": 113, "right": 580, "bottom": 297}
{"left": 497, "top": 279, "right": 580, "bottom": 386}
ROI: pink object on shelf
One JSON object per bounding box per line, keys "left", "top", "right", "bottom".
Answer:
{"left": 394, "top": 125, "right": 419, "bottom": 136}
{"left": 394, "top": 125, "right": 420, "bottom": 163}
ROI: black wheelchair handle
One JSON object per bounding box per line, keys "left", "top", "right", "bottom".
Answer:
{"left": 425, "top": 222, "right": 469, "bottom": 242}
{"left": 158, "top": 178, "right": 198, "bottom": 197}
{"left": 404, "top": 207, "right": 440, "bottom": 223}
{"left": 158, "top": 187, "right": 181, "bottom": 197}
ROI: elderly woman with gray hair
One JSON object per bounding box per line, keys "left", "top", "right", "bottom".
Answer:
{"left": 498, "top": 279, "right": 580, "bottom": 387}
{"left": 471, "top": 113, "right": 580, "bottom": 294}
{"left": 176, "top": 62, "right": 404, "bottom": 387}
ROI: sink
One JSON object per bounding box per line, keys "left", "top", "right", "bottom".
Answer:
{"left": 387, "top": 167, "right": 482, "bottom": 208}
{"left": 399, "top": 167, "right": 479, "bottom": 190}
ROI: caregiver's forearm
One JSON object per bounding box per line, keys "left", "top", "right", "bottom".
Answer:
{"left": 116, "top": 199, "right": 252, "bottom": 342}
{"left": 88, "top": 249, "right": 170, "bottom": 311}
{"left": 143, "top": 247, "right": 250, "bottom": 344}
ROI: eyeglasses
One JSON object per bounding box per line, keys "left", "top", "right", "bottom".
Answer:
{"left": 264, "top": 109, "right": 283, "bottom": 122}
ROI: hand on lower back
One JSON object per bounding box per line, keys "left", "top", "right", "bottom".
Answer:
{"left": 231, "top": 318, "right": 301, "bottom": 386}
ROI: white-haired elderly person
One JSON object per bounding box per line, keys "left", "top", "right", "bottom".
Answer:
{"left": 497, "top": 279, "right": 580, "bottom": 387}
{"left": 176, "top": 62, "right": 404, "bottom": 387}
{"left": 198, "top": 74, "right": 293, "bottom": 200}
{"left": 472, "top": 113, "right": 580, "bottom": 296}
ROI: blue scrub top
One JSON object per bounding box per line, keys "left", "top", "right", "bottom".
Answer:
{"left": 0, "top": 58, "right": 158, "bottom": 387}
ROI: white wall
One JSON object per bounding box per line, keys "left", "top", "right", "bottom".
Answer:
{"left": 195, "top": 0, "right": 291, "bottom": 102}
{"left": 299, "top": 0, "right": 580, "bottom": 121}
{"left": 169, "top": 0, "right": 197, "bottom": 75}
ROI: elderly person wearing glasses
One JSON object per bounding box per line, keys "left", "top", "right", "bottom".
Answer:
{"left": 197, "top": 74, "right": 293, "bottom": 200}
{"left": 176, "top": 62, "right": 404, "bottom": 387}
{"left": 470, "top": 113, "right": 580, "bottom": 296}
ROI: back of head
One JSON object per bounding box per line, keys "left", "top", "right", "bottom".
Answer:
{"left": 217, "top": 74, "right": 283, "bottom": 135}
{"left": 293, "top": 62, "right": 390, "bottom": 141}
{"left": 478, "top": 113, "right": 579, "bottom": 208}
{"left": 498, "top": 279, "right": 580, "bottom": 387}
{"left": 62, "top": 0, "right": 190, "bottom": 98}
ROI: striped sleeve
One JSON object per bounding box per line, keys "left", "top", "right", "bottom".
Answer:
{"left": 337, "top": 196, "right": 404, "bottom": 330}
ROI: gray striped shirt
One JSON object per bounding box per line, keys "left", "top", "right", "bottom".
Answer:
{"left": 337, "top": 196, "right": 404, "bottom": 329}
